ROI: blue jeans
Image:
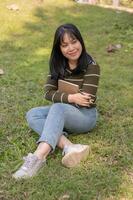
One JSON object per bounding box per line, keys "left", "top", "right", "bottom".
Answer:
{"left": 26, "top": 103, "right": 98, "bottom": 150}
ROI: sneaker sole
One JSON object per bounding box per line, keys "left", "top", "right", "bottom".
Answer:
{"left": 62, "top": 145, "right": 90, "bottom": 168}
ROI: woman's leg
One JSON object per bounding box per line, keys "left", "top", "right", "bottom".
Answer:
{"left": 57, "top": 135, "right": 73, "bottom": 149}
{"left": 13, "top": 103, "right": 97, "bottom": 179}
{"left": 26, "top": 106, "right": 51, "bottom": 136}
{"left": 53, "top": 104, "right": 97, "bottom": 167}
{"left": 34, "top": 135, "right": 73, "bottom": 160}
{"left": 26, "top": 106, "right": 73, "bottom": 159}
{"left": 26, "top": 104, "right": 97, "bottom": 154}
{"left": 27, "top": 103, "right": 97, "bottom": 155}
{"left": 34, "top": 103, "right": 97, "bottom": 162}
{"left": 25, "top": 106, "right": 52, "bottom": 159}
{"left": 13, "top": 106, "right": 52, "bottom": 179}
{"left": 37, "top": 103, "right": 97, "bottom": 144}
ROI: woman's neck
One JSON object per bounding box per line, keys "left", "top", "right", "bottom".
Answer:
{"left": 68, "top": 60, "right": 77, "bottom": 70}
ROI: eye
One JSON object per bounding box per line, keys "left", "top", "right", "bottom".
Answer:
{"left": 71, "top": 39, "right": 77, "bottom": 44}
{"left": 61, "top": 44, "right": 68, "bottom": 48}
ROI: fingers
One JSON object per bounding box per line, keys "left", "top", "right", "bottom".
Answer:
{"left": 80, "top": 100, "right": 90, "bottom": 106}
{"left": 80, "top": 99, "right": 94, "bottom": 106}
{"left": 89, "top": 99, "right": 94, "bottom": 104}
{"left": 76, "top": 93, "right": 94, "bottom": 106}
{"left": 81, "top": 93, "right": 95, "bottom": 104}
{"left": 81, "top": 95, "right": 91, "bottom": 100}
{"left": 81, "top": 92, "right": 91, "bottom": 96}
{"left": 81, "top": 92, "right": 91, "bottom": 100}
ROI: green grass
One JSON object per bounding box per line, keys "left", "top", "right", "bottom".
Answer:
{"left": 0, "top": 0, "right": 133, "bottom": 199}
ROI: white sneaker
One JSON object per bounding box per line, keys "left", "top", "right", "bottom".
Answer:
{"left": 62, "top": 144, "right": 90, "bottom": 168}
{"left": 12, "top": 153, "right": 46, "bottom": 179}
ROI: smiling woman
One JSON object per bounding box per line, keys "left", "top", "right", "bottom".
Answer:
{"left": 12, "top": 23, "right": 100, "bottom": 180}
{"left": 60, "top": 33, "right": 83, "bottom": 67}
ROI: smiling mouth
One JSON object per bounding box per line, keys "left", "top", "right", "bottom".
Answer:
{"left": 68, "top": 51, "right": 78, "bottom": 56}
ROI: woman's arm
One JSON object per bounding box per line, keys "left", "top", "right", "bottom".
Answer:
{"left": 80, "top": 63, "right": 100, "bottom": 104}
{"left": 68, "top": 63, "right": 100, "bottom": 107}
{"left": 44, "top": 63, "right": 100, "bottom": 106}
{"left": 44, "top": 74, "right": 69, "bottom": 103}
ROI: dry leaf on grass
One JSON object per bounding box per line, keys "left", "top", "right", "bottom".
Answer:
{"left": 107, "top": 44, "right": 122, "bottom": 53}
{"left": 0, "top": 69, "right": 4, "bottom": 75}
{"left": 58, "top": 194, "right": 70, "bottom": 200}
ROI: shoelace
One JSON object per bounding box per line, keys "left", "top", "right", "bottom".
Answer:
{"left": 22, "top": 155, "right": 37, "bottom": 169}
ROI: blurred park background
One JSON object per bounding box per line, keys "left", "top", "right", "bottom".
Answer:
{"left": 76, "top": 0, "right": 133, "bottom": 8}
{"left": 0, "top": 0, "right": 133, "bottom": 199}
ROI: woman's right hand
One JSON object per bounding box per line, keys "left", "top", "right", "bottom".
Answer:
{"left": 68, "top": 92, "right": 93, "bottom": 107}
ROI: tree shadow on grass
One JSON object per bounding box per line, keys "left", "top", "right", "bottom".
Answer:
{"left": 0, "top": 2, "right": 133, "bottom": 200}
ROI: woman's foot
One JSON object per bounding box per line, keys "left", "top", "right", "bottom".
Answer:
{"left": 62, "top": 144, "right": 90, "bottom": 168}
{"left": 12, "top": 153, "right": 46, "bottom": 179}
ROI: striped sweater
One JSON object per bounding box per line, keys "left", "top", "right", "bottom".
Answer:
{"left": 44, "top": 62, "right": 100, "bottom": 108}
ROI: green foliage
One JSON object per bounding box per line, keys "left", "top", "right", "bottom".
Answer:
{"left": 0, "top": 0, "right": 133, "bottom": 199}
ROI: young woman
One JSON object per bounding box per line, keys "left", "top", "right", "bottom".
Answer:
{"left": 13, "top": 23, "right": 100, "bottom": 179}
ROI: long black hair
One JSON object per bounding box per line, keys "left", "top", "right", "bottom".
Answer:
{"left": 49, "top": 23, "right": 94, "bottom": 80}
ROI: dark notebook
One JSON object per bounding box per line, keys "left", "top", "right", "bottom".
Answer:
{"left": 58, "top": 79, "right": 79, "bottom": 94}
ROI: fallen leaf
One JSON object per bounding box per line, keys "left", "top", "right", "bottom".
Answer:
{"left": 115, "top": 44, "right": 122, "bottom": 49}
{"left": 106, "top": 43, "right": 122, "bottom": 53}
{"left": 58, "top": 194, "right": 70, "bottom": 200}
{"left": 0, "top": 69, "right": 4, "bottom": 75}
{"left": 107, "top": 44, "right": 117, "bottom": 53}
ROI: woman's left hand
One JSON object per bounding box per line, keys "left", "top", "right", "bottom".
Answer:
{"left": 81, "top": 92, "right": 94, "bottom": 106}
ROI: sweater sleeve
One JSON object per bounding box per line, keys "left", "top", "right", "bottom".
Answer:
{"left": 80, "top": 63, "right": 100, "bottom": 103}
{"left": 44, "top": 74, "right": 69, "bottom": 103}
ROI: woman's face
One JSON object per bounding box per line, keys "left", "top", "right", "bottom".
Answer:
{"left": 60, "top": 33, "right": 82, "bottom": 63}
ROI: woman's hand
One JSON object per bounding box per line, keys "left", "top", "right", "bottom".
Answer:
{"left": 68, "top": 92, "right": 93, "bottom": 107}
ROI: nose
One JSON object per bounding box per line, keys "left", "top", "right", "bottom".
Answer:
{"left": 68, "top": 44, "right": 74, "bottom": 52}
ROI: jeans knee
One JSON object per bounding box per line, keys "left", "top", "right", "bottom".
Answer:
{"left": 50, "top": 103, "right": 65, "bottom": 113}
{"left": 26, "top": 108, "right": 36, "bottom": 124}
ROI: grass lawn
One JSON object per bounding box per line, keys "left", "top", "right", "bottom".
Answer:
{"left": 0, "top": 0, "right": 133, "bottom": 199}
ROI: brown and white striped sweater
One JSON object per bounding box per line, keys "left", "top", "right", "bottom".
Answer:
{"left": 44, "top": 62, "right": 100, "bottom": 108}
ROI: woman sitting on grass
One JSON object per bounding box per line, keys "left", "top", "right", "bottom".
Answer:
{"left": 13, "top": 23, "right": 100, "bottom": 179}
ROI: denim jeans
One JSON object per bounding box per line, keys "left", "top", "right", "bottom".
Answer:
{"left": 26, "top": 103, "right": 98, "bottom": 150}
